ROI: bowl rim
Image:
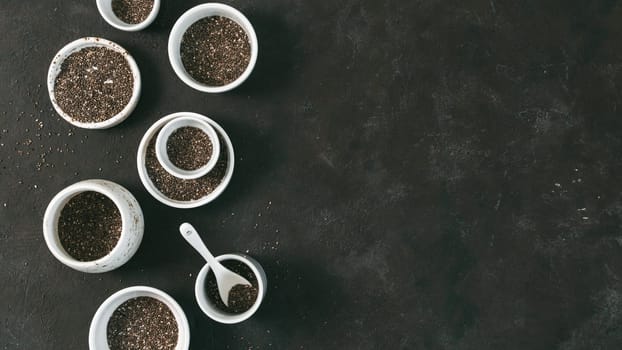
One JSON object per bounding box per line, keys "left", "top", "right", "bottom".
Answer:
{"left": 136, "top": 112, "right": 235, "bottom": 209}
{"left": 88, "top": 285, "right": 191, "bottom": 350}
{"left": 167, "top": 3, "right": 258, "bottom": 93}
{"left": 96, "top": 0, "right": 161, "bottom": 31}
{"left": 47, "top": 37, "right": 141, "bottom": 129}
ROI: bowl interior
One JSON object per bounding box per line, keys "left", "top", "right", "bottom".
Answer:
{"left": 90, "top": 287, "right": 190, "bottom": 350}
{"left": 44, "top": 182, "right": 126, "bottom": 267}
{"left": 96, "top": 0, "right": 160, "bottom": 30}
{"left": 168, "top": 4, "right": 258, "bottom": 92}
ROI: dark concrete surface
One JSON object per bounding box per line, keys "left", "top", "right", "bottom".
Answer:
{"left": 2, "top": 0, "right": 622, "bottom": 349}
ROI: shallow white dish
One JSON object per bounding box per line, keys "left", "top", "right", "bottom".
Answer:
{"left": 97, "top": 0, "right": 161, "bottom": 31}
{"left": 168, "top": 3, "right": 258, "bottom": 93}
{"left": 89, "top": 286, "right": 190, "bottom": 350}
{"left": 47, "top": 37, "right": 141, "bottom": 129}
{"left": 137, "top": 112, "right": 235, "bottom": 209}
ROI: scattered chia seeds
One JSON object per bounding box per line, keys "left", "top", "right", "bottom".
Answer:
{"left": 58, "top": 191, "right": 122, "bottom": 261}
{"left": 166, "top": 126, "right": 213, "bottom": 171}
{"left": 206, "top": 260, "right": 259, "bottom": 314}
{"left": 107, "top": 296, "right": 178, "bottom": 350}
{"left": 54, "top": 47, "right": 133, "bottom": 123}
{"left": 146, "top": 127, "right": 228, "bottom": 201}
{"left": 112, "top": 0, "right": 154, "bottom": 24}
{"left": 180, "top": 16, "right": 251, "bottom": 86}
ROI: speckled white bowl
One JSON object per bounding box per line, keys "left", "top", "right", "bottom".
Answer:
{"left": 47, "top": 37, "right": 141, "bottom": 129}
{"left": 42, "top": 179, "right": 144, "bottom": 273}
{"left": 97, "top": 0, "right": 161, "bottom": 31}
{"left": 89, "top": 286, "right": 190, "bottom": 350}
{"left": 194, "top": 254, "right": 267, "bottom": 324}
{"left": 168, "top": 3, "right": 258, "bottom": 93}
{"left": 136, "top": 112, "right": 235, "bottom": 209}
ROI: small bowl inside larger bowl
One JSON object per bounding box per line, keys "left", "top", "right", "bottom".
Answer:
{"left": 136, "top": 112, "right": 235, "bottom": 209}
{"left": 96, "top": 0, "right": 161, "bottom": 31}
{"left": 168, "top": 3, "right": 258, "bottom": 93}
{"left": 89, "top": 286, "right": 190, "bottom": 350}
{"left": 47, "top": 37, "right": 141, "bottom": 129}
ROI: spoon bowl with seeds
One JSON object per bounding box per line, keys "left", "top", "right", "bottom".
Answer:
{"left": 179, "top": 223, "right": 251, "bottom": 306}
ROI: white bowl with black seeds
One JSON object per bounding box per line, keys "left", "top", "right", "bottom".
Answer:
{"left": 47, "top": 37, "right": 141, "bottom": 129}
{"left": 194, "top": 253, "right": 267, "bottom": 324}
{"left": 168, "top": 3, "right": 258, "bottom": 93}
{"left": 136, "top": 112, "right": 235, "bottom": 209}
{"left": 89, "top": 286, "right": 190, "bottom": 350}
{"left": 97, "top": 0, "right": 160, "bottom": 31}
{"left": 42, "top": 179, "right": 144, "bottom": 273}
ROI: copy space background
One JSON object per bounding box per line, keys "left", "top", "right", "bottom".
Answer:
{"left": 2, "top": 0, "right": 622, "bottom": 349}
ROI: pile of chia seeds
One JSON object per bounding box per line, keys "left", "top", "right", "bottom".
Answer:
{"left": 112, "top": 0, "right": 154, "bottom": 24}
{"left": 180, "top": 16, "right": 251, "bottom": 86}
{"left": 54, "top": 46, "right": 133, "bottom": 123}
{"left": 58, "top": 191, "right": 122, "bottom": 261}
{"left": 166, "top": 126, "right": 213, "bottom": 171}
{"left": 107, "top": 296, "right": 179, "bottom": 350}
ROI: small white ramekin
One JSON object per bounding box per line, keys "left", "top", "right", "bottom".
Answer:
{"left": 96, "top": 0, "right": 161, "bottom": 31}
{"left": 194, "top": 254, "right": 267, "bottom": 324}
{"left": 136, "top": 112, "right": 235, "bottom": 209}
{"left": 42, "top": 179, "right": 144, "bottom": 273}
{"left": 47, "top": 37, "right": 141, "bottom": 129}
{"left": 89, "top": 286, "right": 190, "bottom": 350}
{"left": 155, "top": 115, "right": 221, "bottom": 180}
{"left": 168, "top": 3, "right": 258, "bottom": 93}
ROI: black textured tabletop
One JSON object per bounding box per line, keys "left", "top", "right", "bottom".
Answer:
{"left": 2, "top": 0, "right": 622, "bottom": 349}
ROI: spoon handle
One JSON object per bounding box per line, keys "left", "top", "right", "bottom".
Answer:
{"left": 179, "top": 223, "right": 223, "bottom": 272}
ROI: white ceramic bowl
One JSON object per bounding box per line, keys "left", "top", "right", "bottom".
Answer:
{"left": 47, "top": 37, "right": 141, "bottom": 129}
{"left": 137, "top": 112, "right": 235, "bottom": 209}
{"left": 155, "top": 115, "right": 221, "bottom": 180}
{"left": 42, "top": 179, "right": 144, "bottom": 273}
{"left": 89, "top": 286, "right": 190, "bottom": 350}
{"left": 97, "top": 0, "right": 161, "bottom": 31}
{"left": 194, "top": 254, "right": 267, "bottom": 324}
{"left": 168, "top": 3, "right": 258, "bottom": 93}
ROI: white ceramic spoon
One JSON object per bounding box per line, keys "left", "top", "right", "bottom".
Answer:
{"left": 179, "top": 223, "right": 251, "bottom": 306}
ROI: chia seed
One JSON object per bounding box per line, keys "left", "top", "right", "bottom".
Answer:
{"left": 54, "top": 47, "right": 133, "bottom": 123}
{"left": 180, "top": 16, "right": 251, "bottom": 86}
{"left": 107, "top": 296, "right": 178, "bottom": 350}
{"left": 166, "top": 126, "right": 213, "bottom": 171}
{"left": 58, "top": 191, "right": 122, "bottom": 261}
{"left": 206, "top": 260, "right": 259, "bottom": 314}
{"left": 112, "top": 0, "right": 154, "bottom": 24}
